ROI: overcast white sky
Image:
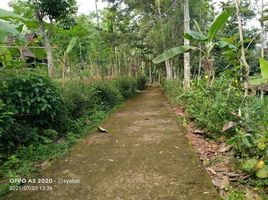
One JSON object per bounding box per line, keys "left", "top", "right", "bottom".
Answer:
{"left": 0, "top": 0, "right": 108, "bottom": 14}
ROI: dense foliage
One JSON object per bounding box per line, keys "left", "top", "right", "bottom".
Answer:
{"left": 0, "top": 72, "right": 145, "bottom": 196}
{"left": 1, "top": 0, "right": 268, "bottom": 198}
{"left": 163, "top": 77, "right": 242, "bottom": 135}
{"left": 114, "top": 77, "right": 137, "bottom": 100}
{"left": 0, "top": 73, "right": 66, "bottom": 153}
{"left": 137, "top": 74, "right": 147, "bottom": 90}
{"left": 163, "top": 78, "right": 268, "bottom": 181}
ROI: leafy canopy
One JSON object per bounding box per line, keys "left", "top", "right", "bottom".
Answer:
{"left": 29, "top": 0, "right": 77, "bottom": 21}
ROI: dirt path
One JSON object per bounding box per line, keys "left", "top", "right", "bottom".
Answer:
{"left": 7, "top": 87, "right": 220, "bottom": 200}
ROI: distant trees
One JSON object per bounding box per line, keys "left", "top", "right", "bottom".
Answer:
{"left": 10, "top": 0, "right": 78, "bottom": 78}
{"left": 4, "top": 0, "right": 267, "bottom": 83}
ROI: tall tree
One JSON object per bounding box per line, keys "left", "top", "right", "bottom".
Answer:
{"left": 184, "top": 0, "right": 191, "bottom": 89}
{"left": 260, "top": 0, "right": 268, "bottom": 58}
{"left": 156, "top": 0, "right": 173, "bottom": 80}
{"left": 235, "top": 0, "right": 250, "bottom": 95}
{"left": 261, "top": 0, "right": 265, "bottom": 58}
{"left": 34, "top": 0, "right": 77, "bottom": 78}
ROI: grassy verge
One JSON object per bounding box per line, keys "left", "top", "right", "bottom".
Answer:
{"left": 0, "top": 112, "right": 106, "bottom": 196}
{"left": 162, "top": 77, "right": 268, "bottom": 199}
{"left": 0, "top": 72, "right": 147, "bottom": 196}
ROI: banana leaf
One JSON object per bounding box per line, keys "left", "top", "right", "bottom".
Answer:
{"left": 208, "top": 7, "right": 234, "bottom": 41}
{"left": 184, "top": 31, "right": 207, "bottom": 41}
{"left": 65, "top": 37, "right": 78, "bottom": 55}
{"left": 153, "top": 45, "right": 197, "bottom": 64}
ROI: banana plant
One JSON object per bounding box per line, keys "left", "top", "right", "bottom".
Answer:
{"left": 0, "top": 8, "right": 42, "bottom": 68}
{"left": 153, "top": 7, "right": 234, "bottom": 83}
{"left": 249, "top": 58, "right": 268, "bottom": 85}
{"left": 0, "top": 9, "right": 24, "bottom": 67}
{"left": 0, "top": 8, "right": 32, "bottom": 43}
{"left": 62, "top": 36, "right": 78, "bottom": 78}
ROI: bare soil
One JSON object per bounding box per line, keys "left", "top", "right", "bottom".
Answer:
{"left": 6, "top": 87, "right": 220, "bottom": 200}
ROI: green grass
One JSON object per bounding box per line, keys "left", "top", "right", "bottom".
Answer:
{"left": 0, "top": 109, "right": 111, "bottom": 197}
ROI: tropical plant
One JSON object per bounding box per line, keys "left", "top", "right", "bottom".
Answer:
{"left": 0, "top": 8, "right": 46, "bottom": 68}
{"left": 0, "top": 72, "right": 66, "bottom": 153}
{"left": 249, "top": 58, "right": 268, "bottom": 85}
{"left": 153, "top": 7, "right": 234, "bottom": 84}
{"left": 62, "top": 36, "right": 78, "bottom": 78}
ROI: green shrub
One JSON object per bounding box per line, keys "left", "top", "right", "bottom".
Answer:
{"left": 190, "top": 79, "right": 241, "bottom": 134}
{"left": 89, "top": 82, "right": 123, "bottom": 111}
{"left": 61, "top": 78, "right": 137, "bottom": 119}
{"left": 163, "top": 77, "right": 242, "bottom": 136}
{"left": 0, "top": 73, "right": 64, "bottom": 127}
{"left": 163, "top": 76, "right": 268, "bottom": 180}
{"left": 0, "top": 75, "right": 139, "bottom": 191}
{"left": 137, "top": 74, "right": 147, "bottom": 90}
{"left": 114, "top": 77, "right": 137, "bottom": 100}
{"left": 0, "top": 100, "right": 13, "bottom": 138}
{"left": 162, "top": 80, "right": 182, "bottom": 103}
{"left": 0, "top": 73, "right": 67, "bottom": 154}
{"left": 61, "top": 80, "right": 92, "bottom": 119}
{"left": 226, "top": 189, "right": 245, "bottom": 200}
{"left": 43, "top": 129, "right": 59, "bottom": 141}
{"left": 0, "top": 142, "right": 69, "bottom": 178}
{"left": 61, "top": 79, "right": 129, "bottom": 118}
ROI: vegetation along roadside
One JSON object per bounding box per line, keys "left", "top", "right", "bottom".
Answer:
{"left": 162, "top": 77, "right": 268, "bottom": 199}
{"left": 0, "top": 71, "right": 147, "bottom": 197}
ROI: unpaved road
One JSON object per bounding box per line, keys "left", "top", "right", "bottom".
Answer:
{"left": 6, "top": 87, "right": 220, "bottom": 200}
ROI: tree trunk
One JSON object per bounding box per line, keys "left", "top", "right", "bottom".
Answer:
{"left": 128, "top": 58, "right": 132, "bottom": 77}
{"left": 198, "top": 44, "right": 202, "bottom": 81}
{"left": 173, "top": 65, "right": 177, "bottom": 80}
{"left": 141, "top": 61, "right": 145, "bottom": 74}
{"left": 62, "top": 57, "right": 66, "bottom": 79}
{"left": 110, "top": 55, "right": 115, "bottom": 77}
{"left": 157, "top": 2, "right": 173, "bottom": 80}
{"left": 149, "top": 63, "right": 152, "bottom": 84}
{"left": 39, "top": 21, "right": 54, "bottom": 78}
{"left": 184, "top": 0, "right": 191, "bottom": 89}
{"left": 235, "top": 0, "right": 250, "bottom": 96}
{"left": 165, "top": 60, "right": 173, "bottom": 80}
{"left": 158, "top": 70, "right": 161, "bottom": 84}
{"left": 261, "top": 0, "right": 265, "bottom": 58}
{"left": 114, "top": 47, "right": 119, "bottom": 76}
{"left": 89, "top": 53, "right": 93, "bottom": 69}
